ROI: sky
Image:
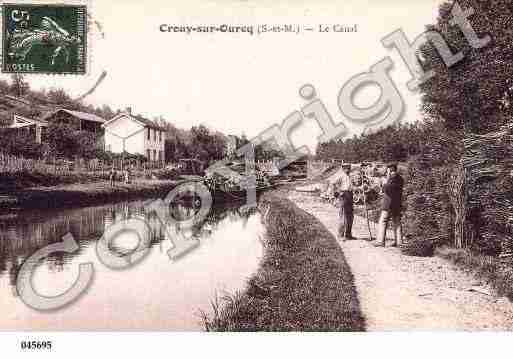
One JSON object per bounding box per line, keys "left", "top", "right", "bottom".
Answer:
{"left": 1, "top": 0, "right": 447, "bottom": 153}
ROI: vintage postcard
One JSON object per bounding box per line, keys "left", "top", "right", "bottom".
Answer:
{"left": 0, "top": 0, "right": 510, "bottom": 356}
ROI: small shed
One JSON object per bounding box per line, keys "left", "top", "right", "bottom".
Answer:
{"left": 7, "top": 114, "right": 48, "bottom": 143}
{"left": 42, "top": 109, "right": 105, "bottom": 133}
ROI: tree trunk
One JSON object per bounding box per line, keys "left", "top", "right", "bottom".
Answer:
{"left": 449, "top": 164, "right": 467, "bottom": 248}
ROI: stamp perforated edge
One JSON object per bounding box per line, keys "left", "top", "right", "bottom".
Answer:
{"left": 0, "top": 0, "right": 93, "bottom": 76}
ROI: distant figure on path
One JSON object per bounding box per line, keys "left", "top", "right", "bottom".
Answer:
{"left": 333, "top": 164, "right": 354, "bottom": 241}
{"left": 109, "top": 168, "right": 117, "bottom": 187}
{"left": 124, "top": 169, "right": 130, "bottom": 184}
{"left": 374, "top": 163, "right": 404, "bottom": 247}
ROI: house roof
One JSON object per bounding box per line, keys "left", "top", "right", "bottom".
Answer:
{"left": 102, "top": 112, "right": 166, "bottom": 131}
{"left": 8, "top": 114, "right": 49, "bottom": 128}
{"left": 132, "top": 114, "right": 166, "bottom": 130}
{"left": 42, "top": 109, "right": 106, "bottom": 124}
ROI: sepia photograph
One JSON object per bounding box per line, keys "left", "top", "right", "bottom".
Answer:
{"left": 0, "top": 0, "right": 511, "bottom": 356}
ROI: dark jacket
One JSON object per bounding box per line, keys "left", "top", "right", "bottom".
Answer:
{"left": 382, "top": 173, "right": 404, "bottom": 214}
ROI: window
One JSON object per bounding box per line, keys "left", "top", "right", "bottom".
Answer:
{"left": 159, "top": 151, "right": 164, "bottom": 163}
{"left": 147, "top": 149, "right": 151, "bottom": 160}
{"left": 159, "top": 131, "right": 162, "bottom": 142}
{"left": 147, "top": 128, "right": 151, "bottom": 141}
{"left": 153, "top": 129, "right": 156, "bottom": 142}
{"left": 153, "top": 150, "right": 157, "bottom": 161}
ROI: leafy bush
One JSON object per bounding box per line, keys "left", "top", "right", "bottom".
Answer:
{"left": 0, "top": 128, "right": 49, "bottom": 159}
{"left": 400, "top": 159, "right": 455, "bottom": 257}
{"left": 45, "top": 122, "right": 100, "bottom": 159}
{"left": 469, "top": 170, "right": 513, "bottom": 256}
{"left": 96, "top": 150, "right": 148, "bottom": 164}
{"left": 402, "top": 238, "right": 435, "bottom": 257}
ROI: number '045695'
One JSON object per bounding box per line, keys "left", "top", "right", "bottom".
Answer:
{"left": 20, "top": 340, "right": 52, "bottom": 350}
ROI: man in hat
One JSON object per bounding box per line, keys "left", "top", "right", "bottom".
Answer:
{"left": 333, "top": 163, "right": 354, "bottom": 240}
{"left": 374, "top": 163, "right": 404, "bottom": 247}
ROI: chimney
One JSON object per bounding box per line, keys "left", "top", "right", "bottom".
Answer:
{"left": 125, "top": 107, "right": 132, "bottom": 115}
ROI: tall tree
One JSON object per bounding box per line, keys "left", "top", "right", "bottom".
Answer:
{"left": 419, "top": 0, "right": 513, "bottom": 133}
{"left": 10, "top": 74, "right": 29, "bottom": 97}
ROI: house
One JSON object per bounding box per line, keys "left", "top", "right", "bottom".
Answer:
{"left": 102, "top": 108, "right": 166, "bottom": 162}
{"left": 41, "top": 109, "right": 105, "bottom": 133}
{"left": 6, "top": 114, "right": 49, "bottom": 143}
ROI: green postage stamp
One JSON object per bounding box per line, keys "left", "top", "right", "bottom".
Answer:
{"left": 1, "top": 2, "right": 87, "bottom": 74}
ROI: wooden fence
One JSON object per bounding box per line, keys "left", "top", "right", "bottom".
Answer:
{"left": 0, "top": 153, "right": 168, "bottom": 176}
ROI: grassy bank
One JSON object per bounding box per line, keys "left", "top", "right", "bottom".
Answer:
{"left": 7, "top": 179, "right": 184, "bottom": 210}
{"left": 0, "top": 171, "right": 103, "bottom": 191}
{"left": 436, "top": 247, "right": 513, "bottom": 301}
{"left": 0, "top": 167, "right": 178, "bottom": 191}
{"left": 201, "top": 191, "right": 365, "bottom": 331}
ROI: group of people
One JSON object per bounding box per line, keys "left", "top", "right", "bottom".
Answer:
{"left": 109, "top": 168, "right": 131, "bottom": 186}
{"left": 330, "top": 162, "right": 404, "bottom": 247}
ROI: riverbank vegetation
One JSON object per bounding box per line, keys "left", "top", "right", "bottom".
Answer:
{"left": 11, "top": 179, "right": 182, "bottom": 210}
{"left": 436, "top": 247, "right": 513, "bottom": 301}
{"left": 201, "top": 192, "right": 365, "bottom": 331}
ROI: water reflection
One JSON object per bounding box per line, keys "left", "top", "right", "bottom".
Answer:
{"left": 0, "top": 199, "right": 262, "bottom": 330}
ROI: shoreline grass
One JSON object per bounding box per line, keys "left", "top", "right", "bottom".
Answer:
{"left": 201, "top": 191, "right": 365, "bottom": 331}
{"left": 436, "top": 246, "right": 513, "bottom": 301}
{"left": 4, "top": 179, "right": 183, "bottom": 210}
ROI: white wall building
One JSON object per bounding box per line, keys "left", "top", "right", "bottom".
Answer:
{"left": 102, "top": 108, "right": 166, "bottom": 162}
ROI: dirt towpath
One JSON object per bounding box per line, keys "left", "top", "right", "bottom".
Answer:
{"left": 289, "top": 190, "right": 513, "bottom": 331}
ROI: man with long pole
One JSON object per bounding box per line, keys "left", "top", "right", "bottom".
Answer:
{"left": 333, "top": 164, "right": 355, "bottom": 241}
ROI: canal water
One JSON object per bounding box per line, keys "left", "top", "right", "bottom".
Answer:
{"left": 0, "top": 198, "right": 264, "bottom": 330}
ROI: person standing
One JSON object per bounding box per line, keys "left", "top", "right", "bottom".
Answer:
{"left": 333, "top": 164, "right": 354, "bottom": 241}
{"left": 374, "top": 163, "right": 404, "bottom": 247}
{"left": 109, "top": 167, "right": 116, "bottom": 187}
